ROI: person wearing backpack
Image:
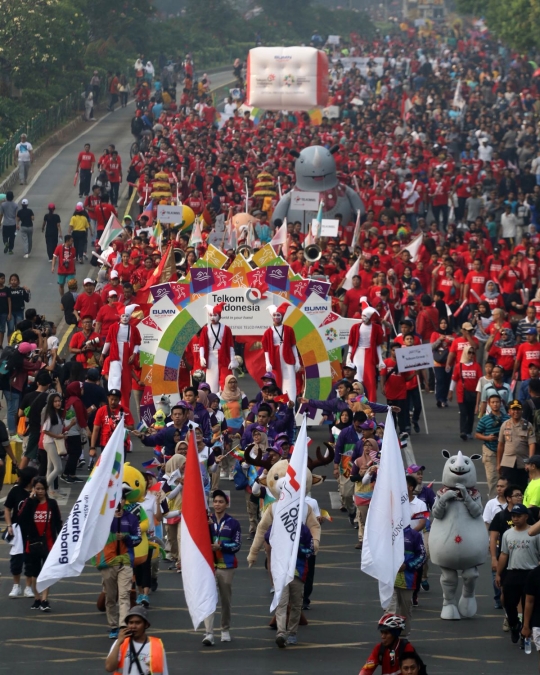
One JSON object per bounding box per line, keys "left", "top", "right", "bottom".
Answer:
{"left": 523, "top": 378, "right": 540, "bottom": 454}
{"left": 0, "top": 341, "right": 42, "bottom": 438}
{"left": 359, "top": 614, "right": 417, "bottom": 675}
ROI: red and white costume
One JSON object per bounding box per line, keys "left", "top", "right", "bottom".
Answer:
{"left": 347, "top": 302, "right": 384, "bottom": 401}
{"left": 199, "top": 302, "right": 239, "bottom": 392}
{"left": 102, "top": 304, "right": 142, "bottom": 410}
{"left": 263, "top": 302, "right": 301, "bottom": 400}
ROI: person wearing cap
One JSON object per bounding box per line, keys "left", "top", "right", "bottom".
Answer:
{"left": 100, "top": 270, "right": 124, "bottom": 304}
{"left": 16, "top": 198, "right": 34, "bottom": 258}
{"left": 347, "top": 301, "right": 384, "bottom": 402}
{"left": 358, "top": 613, "right": 417, "bottom": 675}
{"left": 202, "top": 489, "right": 242, "bottom": 646}
{"left": 263, "top": 303, "right": 301, "bottom": 402}
{"left": 445, "top": 321, "right": 479, "bottom": 371}
{"left": 523, "top": 455, "right": 540, "bottom": 508}
{"left": 90, "top": 390, "right": 134, "bottom": 464}
{"left": 94, "top": 491, "right": 142, "bottom": 639}
{"left": 496, "top": 503, "right": 540, "bottom": 644}
{"left": 95, "top": 290, "right": 121, "bottom": 341}
{"left": 74, "top": 277, "right": 103, "bottom": 325}
{"left": 69, "top": 315, "right": 100, "bottom": 370}
{"left": 476, "top": 393, "right": 510, "bottom": 499}
{"left": 134, "top": 403, "right": 191, "bottom": 458}
{"left": 497, "top": 400, "right": 535, "bottom": 491}
{"left": 68, "top": 202, "right": 90, "bottom": 263}
{"left": 199, "top": 302, "right": 238, "bottom": 393}
{"left": 350, "top": 417, "right": 380, "bottom": 549}
{"left": 105, "top": 605, "right": 169, "bottom": 674}
{"left": 15, "top": 133, "right": 33, "bottom": 185}
{"left": 52, "top": 234, "right": 77, "bottom": 298}
{"left": 41, "top": 203, "right": 62, "bottom": 262}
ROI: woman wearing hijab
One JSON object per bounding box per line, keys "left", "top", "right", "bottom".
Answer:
{"left": 331, "top": 409, "right": 353, "bottom": 442}
{"left": 470, "top": 300, "right": 492, "bottom": 366}
{"left": 219, "top": 375, "right": 249, "bottom": 481}
{"left": 488, "top": 327, "right": 517, "bottom": 382}
{"left": 430, "top": 317, "right": 456, "bottom": 408}
{"left": 162, "top": 454, "right": 186, "bottom": 571}
{"left": 448, "top": 345, "right": 483, "bottom": 441}
{"left": 62, "top": 381, "right": 89, "bottom": 483}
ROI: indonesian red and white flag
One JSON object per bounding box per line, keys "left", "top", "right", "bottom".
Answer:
{"left": 342, "top": 257, "right": 361, "bottom": 291}
{"left": 269, "top": 415, "right": 308, "bottom": 611}
{"left": 180, "top": 432, "right": 217, "bottom": 628}
{"left": 402, "top": 233, "right": 423, "bottom": 262}
{"left": 271, "top": 218, "right": 288, "bottom": 258}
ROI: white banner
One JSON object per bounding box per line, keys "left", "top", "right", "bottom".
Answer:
{"left": 395, "top": 343, "right": 434, "bottom": 372}
{"left": 291, "top": 191, "right": 319, "bottom": 211}
{"left": 157, "top": 205, "right": 183, "bottom": 224}
{"left": 36, "top": 419, "right": 125, "bottom": 592}
{"left": 320, "top": 219, "right": 339, "bottom": 237}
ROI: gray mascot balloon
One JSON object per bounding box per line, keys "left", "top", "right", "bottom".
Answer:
{"left": 272, "top": 145, "right": 364, "bottom": 228}
{"left": 429, "top": 450, "right": 488, "bottom": 620}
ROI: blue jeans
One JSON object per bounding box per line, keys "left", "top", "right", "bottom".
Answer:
{"left": 10, "top": 311, "right": 23, "bottom": 333}
{"left": 3, "top": 390, "right": 20, "bottom": 435}
{"left": 434, "top": 367, "right": 451, "bottom": 404}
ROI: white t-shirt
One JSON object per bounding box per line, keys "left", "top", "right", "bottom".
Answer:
{"left": 108, "top": 640, "right": 169, "bottom": 675}
{"left": 482, "top": 496, "right": 506, "bottom": 524}
{"left": 409, "top": 496, "right": 427, "bottom": 521}
{"left": 16, "top": 141, "right": 33, "bottom": 161}
{"left": 142, "top": 493, "right": 157, "bottom": 535}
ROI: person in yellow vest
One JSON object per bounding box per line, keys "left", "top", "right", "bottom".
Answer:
{"left": 105, "top": 606, "right": 169, "bottom": 675}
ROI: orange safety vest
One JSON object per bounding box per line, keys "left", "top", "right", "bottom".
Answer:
{"left": 114, "top": 636, "right": 165, "bottom": 675}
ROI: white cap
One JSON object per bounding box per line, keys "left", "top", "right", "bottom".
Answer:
{"left": 362, "top": 307, "right": 379, "bottom": 319}
{"left": 21, "top": 198, "right": 28, "bottom": 205}
{"left": 123, "top": 304, "right": 139, "bottom": 317}
{"left": 83, "top": 277, "right": 95, "bottom": 285}
{"left": 110, "top": 270, "right": 119, "bottom": 279}
{"left": 76, "top": 201, "right": 84, "bottom": 208}
{"left": 108, "top": 290, "right": 118, "bottom": 297}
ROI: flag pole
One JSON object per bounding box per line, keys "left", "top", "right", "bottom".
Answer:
{"left": 416, "top": 374, "right": 429, "bottom": 435}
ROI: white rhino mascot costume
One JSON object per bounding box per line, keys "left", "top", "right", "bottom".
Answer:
{"left": 272, "top": 145, "right": 364, "bottom": 227}
{"left": 430, "top": 450, "right": 488, "bottom": 620}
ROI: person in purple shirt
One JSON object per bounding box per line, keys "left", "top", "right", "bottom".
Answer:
{"left": 406, "top": 464, "right": 435, "bottom": 598}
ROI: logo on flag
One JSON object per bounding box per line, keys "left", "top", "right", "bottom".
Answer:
{"left": 141, "top": 316, "right": 161, "bottom": 331}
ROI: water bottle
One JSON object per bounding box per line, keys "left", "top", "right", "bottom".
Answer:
{"left": 525, "top": 637, "right": 532, "bottom": 655}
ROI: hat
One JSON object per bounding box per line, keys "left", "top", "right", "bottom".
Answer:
{"left": 268, "top": 445, "right": 283, "bottom": 456}
{"left": 125, "top": 605, "right": 151, "bottom": 627}
{"left": 493, "top": 246, "right": 501, "bottom": 253}
{"left": 18, "top": 342, "right": 37, "bottom": 354}
{"left": 198, "top": 382, "right": 211, "bottom": 391}
{"left": 108, "top": 389, "right": 122, "bottom": 397}
{"left": 67, "top": 278, "right": 78, "bottom": 289}
{"left": 75, "top": 203, "right": 84, "bottom": 212}
{"left": 121, "top": 304, "right": 139, "bottom": 318}
{"left": 406, "top": 464, "right": 425, "bottom": 474}
{"left": 360, "top": 419, "right": 376, "bottom": 430}
{"left": 343, "top": 363, "right": 356, "bottom": 371}
{"left": 174, "top": 400, "right": 193, "bottom": 410}
{"left": 86, "top": 368, "right": 100, "bottom": 382}
{"left": 124, "top": 215, "right": 133, "bottom": 221}
{"left": 212, "top": 489, "right": 230, "bottom": 503}
{"left": 527, "top": 328, "right": 538, "bottom": 335}
{"left": 110, "top": 270, "right": 119, "bottom": 279}
{"left": 268, "top": 302, "right": 290, "bottom": 317}
{"left": 262, "top": 372, "right": 277, "bottom": 381}
{"left": 462, "top": 322, "right": 474, "bottom": 331}
{"left": 83, "top": 277, "right": 95, "bottom": 285}
{"left": 524, "top": 455, "right": 540, "bottom": 467}
{"left": 48, "top": 203, "right": 55, "bottom": 210}
{"left": 509, "top": 400, "right": 523, "bottom": 410}
{"left": 108, "top": 290, "right": 118, "bottom": 297}
{"left": 510, "top": 504, "right": 529, "bottom": 515}
{"left": 21, "top": 198, "right": 28, "bottom": 205}
{"left": 130, "top": 249, "right": 141, "bottom": 259}
{"left": 205, "top": 302, "right": 226, "bottom": 315}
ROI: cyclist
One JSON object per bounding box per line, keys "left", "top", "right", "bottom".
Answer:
{"left": 359, "top": 614, "right": 417, "bottom": 675}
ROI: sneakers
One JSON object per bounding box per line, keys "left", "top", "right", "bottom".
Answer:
{"left": 421, "top": 579, "right": 430, "bottom": 592}
{"left": 302, "top": 603, "right": 310, "bottom": 610}
{"left": 23, "top": 254, "right": 28, "bottom": 259}
{"left": 136, "top": 593, "right": 143, "bottom": 605}
{"left": 202, "top": 634, "right": 214, "bottom": 646}
{"left": 9, "top": 584, "right": 21, "bottom": 598}
{"left": 140, "top": 594, "right": 150, "bottom": 607}
{"left": 413, "top": 422, "right": 420, "bottom": 433}
{"left": 503, "top": 616, "right": 510, "bottom": 632}
{"left": 459, "top": 433, "right": 468, "bottom": 441}
{"left": 3, "top": 243, "right": 7, "bottom": 253}
{"left": 412, "top": 594, "right": 419, "bottom": 607}
{"left": 511, "top": 621, "right": 522, "bottom": 644}
{"left": 494, "top": 601, "right": 503, "bottom": 609}
{"left": 348, "top": 512, "right": 356, "bottom": 527}
{"left": 24, "top": 586, "right": 34, "bottom": 598}
{"left": 286, "top": 635, "right": 297, "bottom": 646}
{"left": 150, "top": 579, "right": 158, "bottom": 592}
{"left": 40, "top": 600, "right": 50, "bottom": 612}
{"left": 221, "top": 631, "right": 231, "bottom": 642}
{"left": 109, "top": 628, "right": 119, "bottom": 639}
{"left": 228, "top": 472, "right": 235, "bottom": 481}
{"left": 70, "top": 476, "right": 84, "bottom": 483}
{"left": 10, "top": 434, "right": 23, "bottom": 443}
{"left": 60, "top": 474, "right": 73, "bottom": 484}
{"left": 276, "top": 634, "right": 287, "bottom": 649}
{"left": 30, "top": 599, "right": 41, "bottom": 610}
{"left": 77, "top": 459, "right": 86, "bottom": 468}
{"left": 220, "top": 471, "right": 227, "bottom": 479}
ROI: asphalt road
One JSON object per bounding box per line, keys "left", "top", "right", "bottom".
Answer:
{"left": 0, "top": 387, "right": 527, "bottom": 675}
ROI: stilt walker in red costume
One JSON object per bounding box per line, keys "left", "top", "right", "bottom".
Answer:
{"left": 262, "top": 302, "right": 301, "bottom": 401}
{"left": 346, "top": 299, "right": 384, "bottom": 402}
{"left": 102, "top": 304, "right": 142, "bottom": 410}
{"left": 199, "top": 302, "right": 239, "bottom": 393}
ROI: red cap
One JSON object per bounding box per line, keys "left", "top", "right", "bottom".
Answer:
{"left": 276, "top": 302, "right": 290, "bottom": 316}
{"left": 130, "top": 249, "right": 141, "bottom": 259}
{"left": 213, "top": 302, "right": 226, "bottom": 314}
{"left": 48, "top": 203, "right": 55, "bottom": 210}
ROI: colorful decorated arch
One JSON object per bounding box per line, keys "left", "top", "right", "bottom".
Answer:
{"left": 137, "top": 243, "right": 359, "bottom": 426}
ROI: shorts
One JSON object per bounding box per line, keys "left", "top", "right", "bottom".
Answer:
{"left": 57, "top": 273, "right": 76, "bottom": 285}
{"left": 25, "top": 550, "right": 48, "bottom": 578}
{"left": 533, "top": 627, "right": 540, "bottom": 650}
{"left": 23, "top": 429, "right": 40, "bottom": 461}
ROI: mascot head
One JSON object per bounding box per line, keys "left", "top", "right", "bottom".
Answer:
{"left": 123, "top": 463, "right": 146, "bottom": 503}
{"left": 440, "top": 450, "right": 481, "bottom": 489}
{"left": 291, "top": 145, "right": 339, "bottom": 192}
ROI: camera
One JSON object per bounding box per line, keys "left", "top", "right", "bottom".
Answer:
{"left": 83, "top": 337, "right": 100, "bottom": 350}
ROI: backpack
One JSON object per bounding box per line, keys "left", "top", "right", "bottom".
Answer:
{"left": 526, "top": 398, "right": 540, "bottom": 445}
{"left": 0, "top": 346, "right": 24, "bottom": 391}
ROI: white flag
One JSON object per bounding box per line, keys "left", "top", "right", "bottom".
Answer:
{"left": 453, "top": 79, "right": 466, "bottom": 110}
{"left": 351, "top": 209, "right": 361, "bottom": 249}
{"left": 189, "top": 218, "right": 203, "bottom": 247}
{"left": 271, "top": 219, "right": 288, "bottom": 258}
{"left": 361, "top": 409, "right": 410, "bottom": 609}
{"left": 269, "top": 415, "right": 308, "bottom": 611}
{"left": 402, "top": 233, "right": 423, "bottom": 262}
{"left": 98, "top": 214, "right": 123, "bottom": 251}
{"left": 36, "top": 419, "right": 125, "bottom": 592}
{"left": 342, "top": 257, "right": 361, "bottom": 291}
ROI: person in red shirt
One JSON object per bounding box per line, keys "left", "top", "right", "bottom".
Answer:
{"left": 74, "top": 278, "right": 103, "bottom": 325}
{"left": 84, "top": 184, "right": 102, "bottom": 238}
{"left": 51, "top": 234, "right": 76, "bottom": 297}
{"left": 429, "top": 171, "right": 450, "bottom": 229}
{"left": 402, "top": 333, "right": 422, "bottom": 433}
{"left": 462, "top": 259, "right": 488, "bottom": 308}
{"left": 75, "top": 143, "right": 96, "bottom": 198}
{"left": 103, "top": 150, "right": 122, "bottom": 207}
{"left": 358, "top": 614, "right": 417, "bottom": 675}
{"left": 90, "top": 389, "right": 134, "bottom": 462}
{"left": 95, "top": 291, "right": 121, "bottom": 342}
{"left": 499, "top": 255, "right": 523, "bottom": 296}
{"left": 100, "top": 270, "right": 124, "bottom": 303}
{"left": 415, "top": 295, "right": 439, "bottom": 342}
{"left": 94, "top": 195, "right": 117, "bottom": 238}
{"left": 487, "top": 328, "right": 517, "bottom": 380}
{"left": 380, "top": 342, "right": 410, "bottom": 433}
{"left": 341, "top": 275, "right": 363, "bottom": 318}
{"left": 446, "top": 323, "right": 480, "bottom": 370}
{"left": 449, "top": 346, "right": 482, "bottom": 440}
{"left": 513, "top": 328, "right": 540, "bottom": 382}
{"left": 481, "top": 280, "right": 505, "bottom": 311}
{"left": 69, "top": 315, "right": 101, "bottom": 369}
{"left": 367, "top": 186, "right": 386, "bottom": 219}
{"left": 114, "top": 251, "right": 135, "bottom": 283}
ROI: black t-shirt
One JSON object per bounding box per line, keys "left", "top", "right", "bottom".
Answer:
{"left": 43, "top": 213, "right": 61, "bottom": 238}
{"left": 0, "top": 419, "right": 8, "bottom": 459}
{"left": 61, "top": 291, "right": 77, "bottom": 325}
{"left": 0, "top": 286, "right": 11, "bottom": 314}
{"left": 4, "top": 484, "right": 31, "bottom": 524}
{"left": 9, "top": 286, "right": 29, "bottom": 313}
{"left": 17, "top": 207, "right": 34, "bottom": 228}
{"left": 21, "top": 389, "right": 55, "bottom": 432}
{"left": 525, "top": 565, "right": 540, "bottom": 627}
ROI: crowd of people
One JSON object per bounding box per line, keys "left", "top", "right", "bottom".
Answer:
{"left": 6, "top": 12, "right": 540, "bottom": 675}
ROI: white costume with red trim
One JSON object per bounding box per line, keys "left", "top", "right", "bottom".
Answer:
{"left": 199, "top": 321, "right": 236, "bottom": 393}
{"left": 347, "top": 310, "right": 384, "bottom": 401}
{"left": 262, "top": 324, "right": 299, "bottom": 400}
{"left": 103, "top": 317, "right": 141, "bottom": 410}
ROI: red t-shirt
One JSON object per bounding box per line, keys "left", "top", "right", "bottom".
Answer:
{"left": 500, "top": 266, "right": 522, "bottom": 294}
{"left": 29, "top": 502, "right": 54, "bottom": 552}
{"left": 74, "top": 292, "right": 103, "bottom": 322}
{"left": 343, "top": 288, "right": 363, "bottom": 318}
{"left": 94, "top": 405, "right": 134, "bottom": 447}
{"left": 54, "top": 244, "right": 76, "bottom": 275}
{"left": 488, "top": 343, "right": 517, "bottom": 372}
{"left": 77, "top": 151, "right": 95, "bottom": 171}
{"left": 452, "top": 362, "right": 482, "bottom": 403}
{"left": 516, "top": 342, "right": 540, "bottom": 380}
{"left": 70, "top": 330, "right": 100, "bottom": 366}
{"left": 96, "top": 304, "right": 120, "bottom": 341}
{"left": 380, "top": 357, "right": 407, "bottom": 400}
{"left": 449, "top": 336, "right": 480, "bottom": 359}
{"left": 464, "top": 271, "right": 488, "bottom": 303}
{"left": 105, "top": 158, "right": 122, "bottom": 183}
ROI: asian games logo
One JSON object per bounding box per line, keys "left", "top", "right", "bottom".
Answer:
{"left": 267, "top": 73, "right": 276, "bottom": 82}
{"left": 325, "top": 327, "right": 338, "bottom": 343}
{"left": 283, "top": 74, "right": 295, "bottom": 87}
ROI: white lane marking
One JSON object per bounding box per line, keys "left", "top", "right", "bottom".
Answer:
{"left": 329, "top": 492, "right": 342, "bottom": 510}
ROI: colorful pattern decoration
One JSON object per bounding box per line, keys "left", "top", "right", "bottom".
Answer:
{"left": 137, "top": 245, "right": 360, "bottom": 425}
